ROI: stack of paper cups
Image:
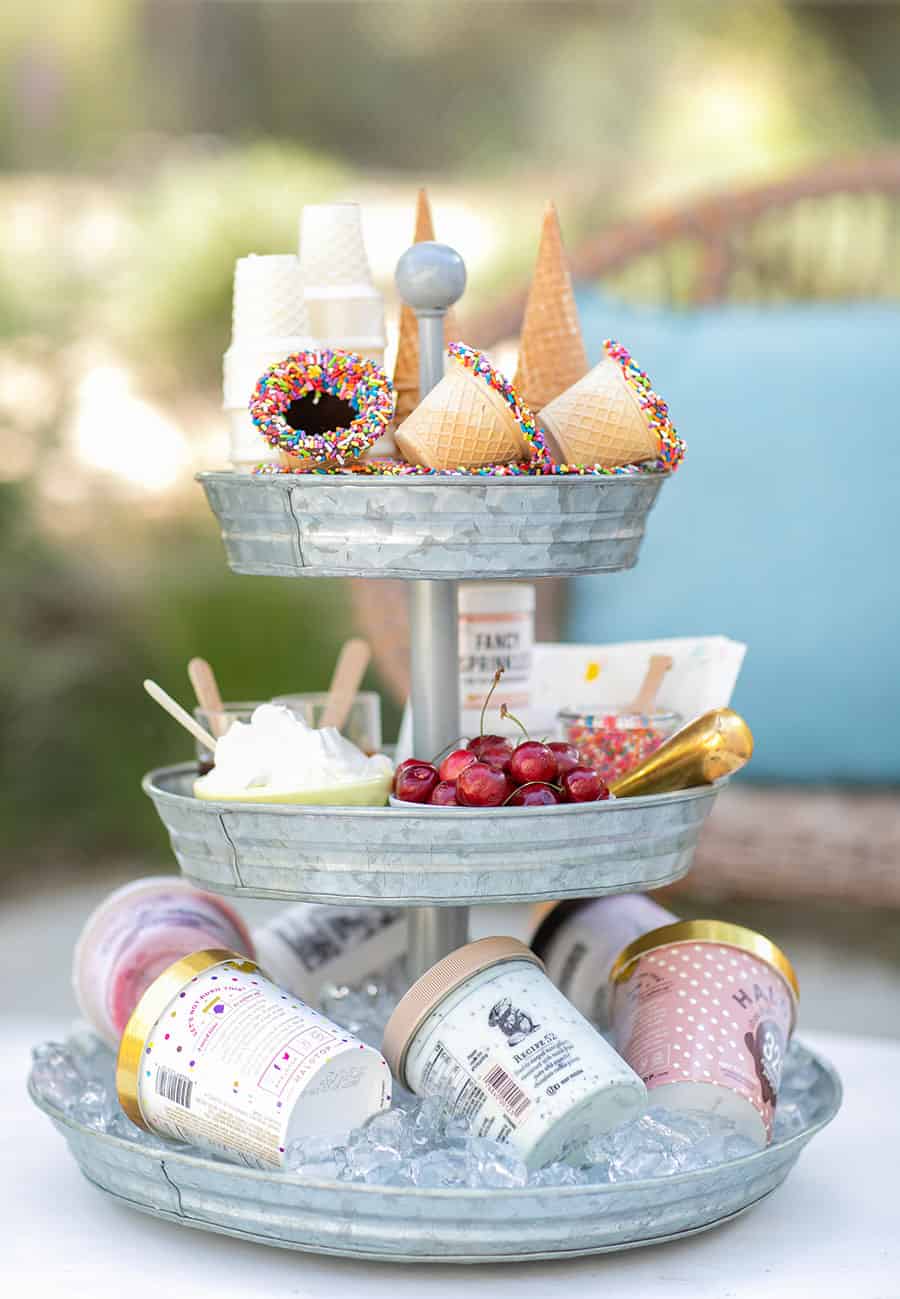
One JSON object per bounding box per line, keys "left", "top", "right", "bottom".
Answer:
{"left": 299, "top": 204, "right": 393, "bottom": 456}
{"left": 223, "top": 254, "right": 316, "bottom": 470}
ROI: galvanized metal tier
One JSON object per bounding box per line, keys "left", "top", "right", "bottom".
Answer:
{"left": 29, "top": 1042, "right": 841, "bottom": 1264}
{"left": 197, "top": 470, "right": 668, "bottom": 580}
{"left": 144, "top": 764, "right": 724, "bottom": 906}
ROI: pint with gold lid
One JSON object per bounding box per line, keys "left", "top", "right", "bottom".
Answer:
{"left": 381, "top": 937, "right": 647, "bottom": 1169}
{"left": 117, "top": 949, "right": 391, "bottom": 1168}
{"left": 610, "top": 921, "right": 799, "bottom": 1147}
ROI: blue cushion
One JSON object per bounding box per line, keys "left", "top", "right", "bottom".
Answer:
{"left": 567, "top": 292, "right": 900, "bottom": 782}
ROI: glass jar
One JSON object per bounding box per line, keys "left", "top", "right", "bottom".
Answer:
{"left": 558, "top": 707, "right": 682, "bottom": 785}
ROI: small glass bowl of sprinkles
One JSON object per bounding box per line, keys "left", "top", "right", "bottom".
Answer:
{"left": 558, "top": 707, "right": 683, "bottom": 785}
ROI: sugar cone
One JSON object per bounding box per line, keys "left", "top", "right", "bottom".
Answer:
{"left": 513, "top": 202, "right": 588, "bottom": 412}
{"left": 539, "top": 356, "right": 659, "bottom": 468}
{"left": 395, "top": 356, "right": 530, "bottom": 470}
{"left": 392, "top": 189, "right": 459, "bottom": 422}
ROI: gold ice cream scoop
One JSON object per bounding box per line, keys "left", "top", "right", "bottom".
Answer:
{"left": 609, "top": 708, "right": 753, "bottom": 797}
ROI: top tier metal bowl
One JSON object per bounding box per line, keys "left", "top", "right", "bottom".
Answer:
{"left": 198, "top": 470, "right": 669, "bottom": 580}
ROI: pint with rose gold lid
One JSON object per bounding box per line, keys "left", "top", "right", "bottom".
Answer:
{"left": 117, "top": 949, "right": 391, "bottom": 1169}
{"left": 382, "top": 936, "right": 646, "bottom": 1169}
{"left": 72, "top": 877, "right": 254, "bottom": 1046}
{"left": 610, "top": 920, "right": 798, "bottom": 1147}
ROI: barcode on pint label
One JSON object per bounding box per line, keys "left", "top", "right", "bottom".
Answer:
{"left": 155, "top": 1066, "right": 193, "bottom": 1109}
{"left": 483, "top": 1064, "right": 531, "bottom": 1119}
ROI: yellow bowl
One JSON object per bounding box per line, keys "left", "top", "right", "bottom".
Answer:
{"left": 193, "top": 770, "right": 392, "bottom": 807}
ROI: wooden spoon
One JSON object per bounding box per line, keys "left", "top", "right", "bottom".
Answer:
{"left": 628, "top": 654, "right": 673, "bottom": 716}
{"left": 144, "top": 679, "right": 218, "bottom": 752}
{"left": 320, "top": 638, "right": 371, "bottom": 731}
{"left": 188, "top": 657, "right": 229, "bottom": 738}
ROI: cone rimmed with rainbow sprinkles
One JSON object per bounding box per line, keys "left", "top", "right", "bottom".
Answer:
{"left": 539, "top": 340, "right": 685, "bottom": 472}
{"left": 394, "top": 342, "right": 547, "bottom": 471}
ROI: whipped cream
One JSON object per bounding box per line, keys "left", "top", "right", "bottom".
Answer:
{"left": 197, "top": 704, "right": 392, "bottom": 797}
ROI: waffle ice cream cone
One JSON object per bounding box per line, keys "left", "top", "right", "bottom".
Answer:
{"left": 513, "top": 202, "right": 588, "bottom": 412}
{"left": 539, "top": 354, "right": 660, "bottom": 468}
{"left": 393, "top": 189, "right": 459, "bottom": 422}
{"left": 395, "top": 354, "right": 532, "bottom": 470}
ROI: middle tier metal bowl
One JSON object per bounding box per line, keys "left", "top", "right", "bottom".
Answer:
{"left": 144, "top": 764, "right": 723, "bottom": 905}
{"left": 198, "top": 470, "right": 669, "bottom": 580}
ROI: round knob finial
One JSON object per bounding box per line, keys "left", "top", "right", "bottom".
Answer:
{"left": 395, "top": 242, "right": 466, "bottom": 314}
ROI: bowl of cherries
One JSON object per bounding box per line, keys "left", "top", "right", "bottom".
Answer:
{"left": 391, "top": 672, "right": 611, "bottom": 810}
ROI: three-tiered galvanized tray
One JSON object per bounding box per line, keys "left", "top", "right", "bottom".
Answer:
{"left": 42, "top": 240, "right": 840, "bottom": 1262}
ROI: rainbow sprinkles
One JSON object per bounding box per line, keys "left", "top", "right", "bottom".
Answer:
{"left": 249, "top": 349, "right": 395, "bottom": 466}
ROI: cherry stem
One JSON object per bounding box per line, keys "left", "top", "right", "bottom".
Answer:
{"left": 429, "top": 736, "right": 469, "bottom": 766}
{"left": 480, "top": 667, "right": 504, "bottom": 738}
{"left": 502, "top": 780, "right": 564, "bottom": 806}
{"left": 499, "top": 702, "right": 529, "bottom": 740}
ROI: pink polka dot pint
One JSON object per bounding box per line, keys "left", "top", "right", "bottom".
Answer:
{"left": 610, "top": 920, "right": 798, "bottom": 1147}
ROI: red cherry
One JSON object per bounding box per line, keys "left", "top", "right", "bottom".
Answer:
{"left": 561, "top": 766, "right": 603, "bottom": 803}
{"left": 392, "top": 757, "right": 420, "bottom": 792}
{"left": 548, "top": 742, "right": 581, "bottom": 778}
{"left": 394, "top": 762, "right": 439, "bottom": 803}
{"left": 506, "top": 782, "right": 561, "bottom": 807}
{"left": 595, "top": 782, "right": 611, "bottom": 802}
{"left": 439, "top": 749, "right": 476, "bottom": 782}
{"left": 480, "top": 741, "right": 513, "bottom": 772}
{"left": 457, "top": 762, "right": 509, "bottom": 808}
{"left": 468, "top": 735, "right": 504, "bottom": 756}
{"left": 509, "top": 741, "right": 558, "bottom": 787}
{"left": 429, "top": 780, "right": 459, "bottom": 806}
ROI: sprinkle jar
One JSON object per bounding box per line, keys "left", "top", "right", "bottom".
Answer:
{"left": 610, "top": 921, "right": 798, "bottom": 1146}
{"left": 73, "top": 877, "right": 253, "bottom": 1045}
{"left": 531, "top": 895, "right": 677, "bottom": 1029}
{"left": 382, "top": 937, "right": 646, "bottom": 1169}
{"left": 117, "top": 950, "right": 391, "bottom": 1169}
{"left": 559, "top": 707, "right": 681, "bottom": 785}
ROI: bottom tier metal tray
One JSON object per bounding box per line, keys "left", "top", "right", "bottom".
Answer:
{"left": 31, "top": 1042, "right": 840, "bottom": 1264}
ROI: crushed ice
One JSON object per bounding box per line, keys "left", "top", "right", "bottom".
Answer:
{"left": 29, "top": 989, "right": 821, "bottom": 1189}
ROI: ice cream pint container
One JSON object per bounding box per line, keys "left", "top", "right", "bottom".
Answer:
{"left": 253, "top": 904, "right": 406, "bottom": 1002}
{"left": 531, "top": 895, "right": 677, "bottom": 1029}
{"left": 117, "top": 950, "right": 391, "bottom": 1169}
{"left": 73, "top": 877, "right": 254, "bottom": 1046}
{"left": 382, "top": 937, "right": 647, "bottom": 1169}
{"left": 610, "top": 920, "right": 798, "bottom": 1146}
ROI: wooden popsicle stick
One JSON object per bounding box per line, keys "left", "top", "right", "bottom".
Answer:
{"left": 629, "top": 654, "right": 673, "bottom": 715}
{"left": 188, "top": 657, "right": 228, "bottom": 738}
{"left": 320, "top": 638, "right": 371, "bottom": 731}
{"left": 144, "top": 679, "right": 218, "bottom": 752}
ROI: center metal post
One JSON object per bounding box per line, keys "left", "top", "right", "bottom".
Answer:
{"left": 395, "top": 240, "right": 470, "bottom": 979}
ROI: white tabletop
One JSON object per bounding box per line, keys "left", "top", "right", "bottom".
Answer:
{"left": 4, "top": 1018, "right": 894, "bottom": 1299}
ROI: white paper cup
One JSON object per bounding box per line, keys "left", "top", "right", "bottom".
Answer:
{"left": 230, "top": 254, "right": 311, "bottom": 341}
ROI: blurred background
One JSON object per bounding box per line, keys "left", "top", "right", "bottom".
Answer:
{"left": 2, "top": 1, "right": 898, "bottom": 1032}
